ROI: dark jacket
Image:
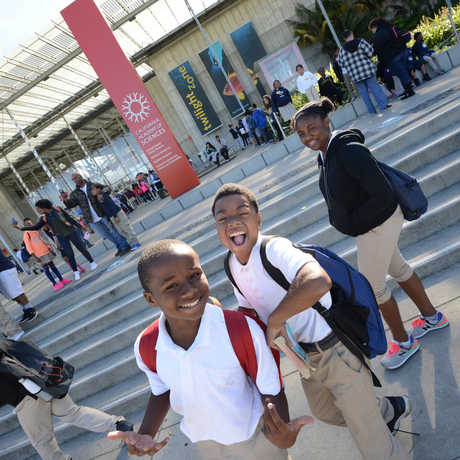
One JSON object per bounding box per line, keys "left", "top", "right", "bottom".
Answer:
{"left": 318, "top": 129, "right": 397, "bottom": 237}
{"left": 97, "top": 194, "right": 121, "bottom": 219}
{"left": 0, "top": 372, "right": 30, "bottom": 408}
{"left": 21, "top": 208, "right": 78, "bottom": 239}
{"left": 372, "top": 26, "right": 407, "bottom": 67}
{"left": 0, "top": 252, "right": 15, "bottom": 272}
{"left": 64, "top": 181, "right": 109, "bottom": 223}
{"left": 270, "top": 87, "right": 292, "bottom": 114}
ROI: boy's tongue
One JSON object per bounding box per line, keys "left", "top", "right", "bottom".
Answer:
{"left": 232, "top": 234, "right": 245, "bottom": 246}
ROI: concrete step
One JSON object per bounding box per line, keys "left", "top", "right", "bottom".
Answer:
{"left": 5, "top": 259, "right": 460, "bottom": 460}
{"left": 21, "top": 138, "right": 460, "bottom": 373}
{"left": 19, "top": 110, "right": 460, "bottom": 333}
{"left": 33, "top": 168, "right": 460, "bottom": 379}
{"left": 2, "top": 181, "right": 458, "bottom": 439}
{"left": 2, "top": 95, "right": 460, "bottom": 459}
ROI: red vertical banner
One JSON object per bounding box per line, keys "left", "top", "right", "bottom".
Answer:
{"left": 61, "top": 0, "right": 200, "bottom": 198}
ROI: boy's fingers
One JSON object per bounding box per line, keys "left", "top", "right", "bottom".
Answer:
{"left": 107, "top": 430, "right": 135, "bottom": 442}
{"left": 266, "top": 402, "right": 286, "bottom": 430}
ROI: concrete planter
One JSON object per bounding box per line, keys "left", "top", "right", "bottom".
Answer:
{"left": 447, "top": 43, "right": 460, "bottom": 67}
{"left": 330, "top": 102, "right": 357, "bottom": 128}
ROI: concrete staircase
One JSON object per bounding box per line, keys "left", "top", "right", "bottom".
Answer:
{"left": 1, "top": 93, "right": 460, "bottom": 459}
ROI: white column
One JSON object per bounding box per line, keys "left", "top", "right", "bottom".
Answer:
{"left": 63, "top": 116, "right": 110, "bottom": 185}
{"left": 6, "top": 108, "right": 60, "bottom": 193}
{"left": 3, "top": 155, "right": 40, "bottom": 217}
{"left": 99, "top": 127, "right": 133, "bottom": 180}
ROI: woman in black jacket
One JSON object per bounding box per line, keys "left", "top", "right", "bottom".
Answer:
{"left": 292, "top": 98, "right": 448, "bottom": 370}
{"left": 369, "top": 18, "right": 415, "bottom": 100}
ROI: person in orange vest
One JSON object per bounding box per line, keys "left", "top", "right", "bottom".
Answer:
{"left": 22, "top": 218, "right": 71, "bottom": 291}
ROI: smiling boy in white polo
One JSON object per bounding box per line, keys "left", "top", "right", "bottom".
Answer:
{"left": 212, "top": 183, "right": 412, "bottom": 460}
{"left": 108, "top": 239, "right": 313, "bottom": 458}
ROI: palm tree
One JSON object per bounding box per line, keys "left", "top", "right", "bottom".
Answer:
{"left": 289, "top": 0, "right": 375, "bottom": 55}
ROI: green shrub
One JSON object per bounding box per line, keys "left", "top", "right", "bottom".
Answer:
{"left": 413, "top": 5, "right": 460, "bottom": 51}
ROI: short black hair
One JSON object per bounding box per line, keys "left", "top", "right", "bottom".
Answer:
{"left": 137, "top": 239, "right": 194, "bottom": 291}
{"left": 35, "top": 199, "right": 53, "bottom": 210}
{"left": 414, "top": 32, "right": 422, "bottom": 40}
{"left": 23, "top": 217, "right": 32, "bottom": 223}
{"left": 295, "top": 64, "right": 304, "bottom": 71}
{"left": 342, "top": 30, "right": 353, "bottom": 39}
{"left": 291, "top": 97, "right": 335, "bottom": 130}
{"left": 369, "top": 18, "right": 391, "bottom": 30}
{"left": 211, "top": 183, "right": 259, "bottom": 216}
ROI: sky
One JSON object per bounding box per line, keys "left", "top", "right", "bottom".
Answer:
{"left": 0, "top": 0, "right": 73, "bottom": 58}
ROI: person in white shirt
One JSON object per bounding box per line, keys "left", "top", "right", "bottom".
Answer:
{"left": 212, "top": 183, "right": 411, "bottom": 460}
{"left": 296, "top": 64, "right": 320, "bottom": 102}
{"left": 108, "top": 239, "right": 313, "bottom": 458}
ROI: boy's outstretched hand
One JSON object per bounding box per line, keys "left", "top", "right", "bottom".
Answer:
{"left": 107, "top": 431, "right": 169, "bottom": 457}
{"left": 262, "top": 401, "right": 314, "bottom": 449}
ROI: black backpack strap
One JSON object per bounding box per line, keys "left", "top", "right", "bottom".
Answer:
{"left": 260, "top": 236, "right": 291, "bottom": 291}
{"left": 224, "top": 251, "right": 244, "bottom": 297}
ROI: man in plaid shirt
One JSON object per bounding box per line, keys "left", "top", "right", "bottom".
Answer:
{"left": 338, "top": 30, "right": 389, "bottom": 114}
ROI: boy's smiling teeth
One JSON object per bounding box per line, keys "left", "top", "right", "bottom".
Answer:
{"left": 179, "top": 297, "right": 201, "bottom": 309}
{"left": 229, "top": 230, "right": 246, "bottom": 246}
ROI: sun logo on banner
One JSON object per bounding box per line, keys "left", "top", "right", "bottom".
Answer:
{"left": 122, "top": 92, "right": 151, "bottom": 123}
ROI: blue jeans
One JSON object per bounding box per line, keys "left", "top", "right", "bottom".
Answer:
{"left": 390, "top": 51, "right": 411, "bottom": 86}
{"left": 355, "top": 76, "right": 388, "bottom": 114}
{"left": 90, "top": 217, "right": 129, "bottom": 250}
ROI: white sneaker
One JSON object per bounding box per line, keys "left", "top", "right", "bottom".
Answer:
{"left": 74, "top": 271, "right": 80, "bottom": 281}
{"left": 90, "top": 262, "right": 97, "bottom": 271}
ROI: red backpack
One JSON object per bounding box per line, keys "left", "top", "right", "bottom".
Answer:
{"left": 139, "top": 308, "right": 282, "bottom": 386}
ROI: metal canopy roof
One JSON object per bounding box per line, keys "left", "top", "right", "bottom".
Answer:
{"left": 0, "top": 0, "right": 221, "bottom": 186}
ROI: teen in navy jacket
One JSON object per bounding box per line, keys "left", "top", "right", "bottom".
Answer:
{"left": 271, "top": 80, "right": 292, "bottom": 115}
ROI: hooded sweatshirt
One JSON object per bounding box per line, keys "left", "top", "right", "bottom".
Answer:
{"left": 338, "top": 38, "right": 376, "bottom": 83}
{"left": 318, "top": 129, "right": 397, "bottom": 237}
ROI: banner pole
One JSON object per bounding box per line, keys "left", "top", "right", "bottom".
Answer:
{"left": 184, "top": 0, "right": 246, "bottom": 115}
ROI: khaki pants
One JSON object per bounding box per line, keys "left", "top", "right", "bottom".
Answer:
{"left": 15, "top": 395, "right": 122, "bottom": 460}
{"left": 301, "top": 342, "right": 410, "bottom": 460}
{"left": 113, "top": 211, "right": 139, "bottom": 247}
{"left": 0, "top": 303, "right": 22, "bottom": 338}
{"left": 197, "top": 419, "right": 288, "bottom": 460}
{"left": 357, "top": 206, "right": 413, "bottom": 304}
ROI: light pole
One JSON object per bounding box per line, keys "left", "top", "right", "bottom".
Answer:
{"left": 446, "top": 0, "right": 460, "bottom": 44}
{"left": 183, "top": 0, "right": 246, "bottom": 116}
{"left": 308, "top": 0, "right": 355, "bottom": 101}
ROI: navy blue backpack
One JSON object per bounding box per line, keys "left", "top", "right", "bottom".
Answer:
{"left": 378, "top": 162, "right": 428, "bottom": 221}
{"left": 224, "top": 236, "right": 387, "bottom": 386}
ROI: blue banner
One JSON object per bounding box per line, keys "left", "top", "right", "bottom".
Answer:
{"left": 199, "top": 41, "right": 250, "bottom": 118}
{"left": 230, "top": 22, "right": 267, "bottom": 97}
{"left": 169, "top": 61, "right": 221, "bottom": 135}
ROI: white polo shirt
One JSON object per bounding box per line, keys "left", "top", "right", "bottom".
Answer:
{"left": 229, "top": 235, "right": 333, "bottom": 344}
{"left": 134, "top": 304, "right": 281, "bottom": 445}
